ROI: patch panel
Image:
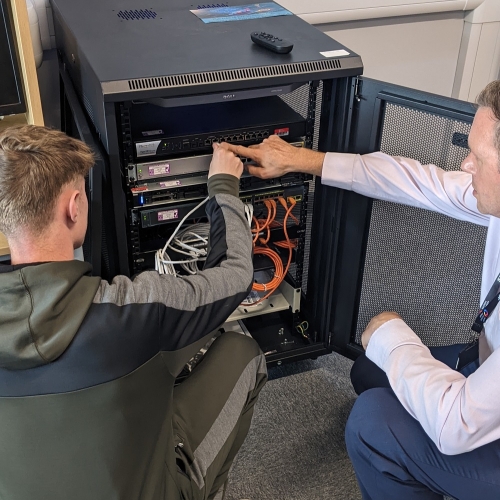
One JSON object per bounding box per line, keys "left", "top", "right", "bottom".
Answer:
{"left": 128, "top": 141, "right": 305, "bottom": 183}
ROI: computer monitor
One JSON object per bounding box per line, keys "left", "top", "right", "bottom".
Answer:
{"left": 0, "top": 0, "right": 26, "bottom": 116}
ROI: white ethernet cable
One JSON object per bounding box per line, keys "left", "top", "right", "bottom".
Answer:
{"left": 155, "top": 196, "right": 209, "bottom": 275}
{"left": 155, "top": 198, "right": 254, "bottom": 276}
{"left": 244, "top": 203, "right": 254, "bottom": 227}
{"left": 170, "top": 223, "right": 210, "bottom": 274}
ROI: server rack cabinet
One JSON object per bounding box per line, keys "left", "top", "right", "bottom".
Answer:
{"left": 53, "top": 0, "right": 363, "bottom": 367}
{"left": 53, "top": 0, "right": 482, "bottom": 367}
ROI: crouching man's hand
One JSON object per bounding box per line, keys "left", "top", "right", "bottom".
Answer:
{"left": 361, "top": 311, "right": 402, "bottom": 350}
{"left": 209, "top": 142, "right": 244, "bottom": 179}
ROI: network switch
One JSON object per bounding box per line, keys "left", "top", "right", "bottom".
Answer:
{"left": 129, "top": 96, "right": 306, "bottom": 160}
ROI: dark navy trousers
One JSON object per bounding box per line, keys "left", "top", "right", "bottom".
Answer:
{"left": 345, "top": 345, "right": 500, "bottom": 500}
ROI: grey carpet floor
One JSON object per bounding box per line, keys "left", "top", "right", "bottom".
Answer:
{"left": 225, "top": 352, "right": 361, "bottom": 500}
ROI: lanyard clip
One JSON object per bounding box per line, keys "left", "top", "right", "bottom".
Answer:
{"left": 471, "top": 320, "right": 483, "bottom": 334}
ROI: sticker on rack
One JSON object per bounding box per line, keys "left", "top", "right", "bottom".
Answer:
{"left": 159, "top": 180, "right": 182, "bottom": 188}
{"left": 146, "top": 162, "right": 170, "bottom": 177}
{"left": 131, "top": 186, "right": 148, "bottom": 192}
{"left": 320, "top": 49, "right": 350, "bottom": 58}
{"left": 141, "top": 129, "right": 164, "bottom": 137}
{"left": 157, "top": 209, "right": 179, "bottom": 222}
{"left": 136, "top": 141, "right": 161, "bottom": 157}
{"left": 191, "top": 3, "right": 292, "bottom": 24}
{"left": 274, "top": 127, "right": 289, "bottom": 137}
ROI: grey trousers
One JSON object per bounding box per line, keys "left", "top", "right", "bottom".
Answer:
{"left": 172, "top": 332, "right": 268, "bottom": 500}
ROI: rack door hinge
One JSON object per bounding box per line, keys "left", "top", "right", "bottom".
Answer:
{"left": 354, "top": 77, "right": 362, "bottom": 103}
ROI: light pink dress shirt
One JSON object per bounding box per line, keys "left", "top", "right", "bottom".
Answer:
{"left": 322, "top": 151, "right": 500, "bottom": 455}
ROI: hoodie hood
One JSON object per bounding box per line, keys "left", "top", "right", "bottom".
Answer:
{"left": 0, "top": 261, "right": 100, "bottom": 369}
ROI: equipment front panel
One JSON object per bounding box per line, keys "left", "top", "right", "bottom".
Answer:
{"left": 115, "top": 81, "right": 330, "bottom": 366}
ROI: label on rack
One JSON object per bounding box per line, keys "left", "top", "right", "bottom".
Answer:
{"left": 274, "top": 127, "right": 289, "bottom": 137}
{"left": 141, "top": 129, "right": 164, "bottom": 137}
{"left": 136, "top": 141, "right": 161, "bottom": 157}
{"left": 159, "top": 180, "right": 181, "bottom": 188}
{"left": 147, "top": 162, "right": 170, "bottom": 177}
{"left": 320, "top": 49, "right": 349, "bottom": 58}
{"left": 157, "top": 209, "right": 179, "bottom": 222}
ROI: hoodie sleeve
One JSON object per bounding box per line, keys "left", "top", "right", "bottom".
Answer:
{"left": 93, "top": 173, "right": 253, "bottom": 353}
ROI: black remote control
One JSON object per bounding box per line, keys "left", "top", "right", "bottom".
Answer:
{"left": 251, "top": 31, "right": 293, "bottom": 54}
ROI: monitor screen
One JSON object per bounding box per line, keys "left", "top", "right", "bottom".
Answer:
{"left": 0, "top": 0, "right": 26, "bottom": 116}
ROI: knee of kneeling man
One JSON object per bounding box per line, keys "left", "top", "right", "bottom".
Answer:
{"left": 345, "top": 388, "right": 398, "bottom": 444}
{"left": 219, "top": 331, "right": 265, "bottom": 361}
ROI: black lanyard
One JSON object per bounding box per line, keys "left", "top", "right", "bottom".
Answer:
{"left": 471, "top": 272, "right": 500, "bottom": 333}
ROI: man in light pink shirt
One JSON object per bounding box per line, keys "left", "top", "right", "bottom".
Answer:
{"left": 222, "top": 80, "right": 500, "bottom": 499}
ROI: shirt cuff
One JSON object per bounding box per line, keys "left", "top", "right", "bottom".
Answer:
{"left": 320, "top": 152, "right": 357, "bottom": 190}
{"left": 365, "top": 318, "right": 425, "bottom": 369}
{"left": 207, "top": 173, "right": 239, "bottom": 198}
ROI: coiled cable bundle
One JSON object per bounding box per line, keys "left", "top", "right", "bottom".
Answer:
{"left": 155, "top": 196, "right": 209, "bottom": 275}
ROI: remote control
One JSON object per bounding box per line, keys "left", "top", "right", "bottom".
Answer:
{"left": 251, "top": 32, "right": 293, "bottom": 54}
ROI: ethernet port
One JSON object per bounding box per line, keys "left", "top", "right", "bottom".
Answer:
{"left": 256, "top": 132, "right": 263, "bottom": 139}
{"left": 236, "top": 134, "right": 244, "bottom": 141}
{"left": 263, "top": 131, "right": 270, "bottom": 138}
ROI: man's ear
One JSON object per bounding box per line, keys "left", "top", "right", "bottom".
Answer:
{"left": 67, "top": 188, "right": 81, "bottom": 224}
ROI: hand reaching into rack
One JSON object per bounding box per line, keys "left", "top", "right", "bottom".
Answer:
{"left": 220, "top": 135, "right": 326, "bottom": 179}
{"left": 208, "top": 142, "right": 244, "bottom": 179}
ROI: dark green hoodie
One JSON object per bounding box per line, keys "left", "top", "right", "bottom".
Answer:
{"left": 0, "top": 178, "right": 253, "bottom": 500}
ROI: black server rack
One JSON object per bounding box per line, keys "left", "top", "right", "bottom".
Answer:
{"left": 53, "top": 0, "right": 484, "bottom": 366}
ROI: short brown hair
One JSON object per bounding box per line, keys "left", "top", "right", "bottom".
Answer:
{"left": 0, "top": 125, "right": 94, "bottom": 237}
{"left": 476, "top": 80, "right": 500, "bottom": 159}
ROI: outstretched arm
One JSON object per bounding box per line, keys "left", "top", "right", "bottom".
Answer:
{"left": 93, "top": 145, "right": 253, "bottom": 374}
{"left": 221, "top": 135, "right": 325, "bottom": 178}
{"left": 223, "top": 135, "right": 488, "bottom": 225}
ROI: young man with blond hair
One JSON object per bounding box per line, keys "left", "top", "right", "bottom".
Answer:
{"left": 0, "top": 125, "right": 267, "bottom": 500}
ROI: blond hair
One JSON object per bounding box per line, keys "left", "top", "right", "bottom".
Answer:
{"left": 0, "top": 125, "right": 94, "bottom": 237}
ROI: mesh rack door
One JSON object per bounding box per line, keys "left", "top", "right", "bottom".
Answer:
{"left": 326, "top": 78, "right": 487, "bottom": 357}
{"left": 355, "top": 103, "right": 486, "bottom": 347}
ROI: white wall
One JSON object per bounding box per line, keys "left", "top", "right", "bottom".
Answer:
{"left": 453, "top": 0, "right": 500, "bottom": 101}
{"left": 277, "top": 0, "right": 483, "bottom": 23}
{"left": 277, "top": 0, "right": 500, "bottom": 101}
{"left": 318, "top": 13, "right": 465, "bottom": 97}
